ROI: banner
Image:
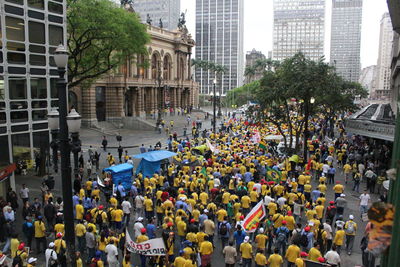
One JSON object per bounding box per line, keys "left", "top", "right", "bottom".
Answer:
{"left": 241, "top": 200, "right": 266, "bottom": 233}
{"left": 206, "top": 139, "right": 219, "bottom": 154}
{"left": 125, "top": 231, "right": 166, "bottom": 256}
{"left": 97, "top": 176, "right": 105, "bottom": 187}
{"left": 0, "top": 163, "right": 16, "bottom": 182}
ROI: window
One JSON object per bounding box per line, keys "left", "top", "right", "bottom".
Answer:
{"left": 48, "top": 2, "right": 63, "bottom": 14}
{"left": 30, "top": 55, "right": 46, "bottom": 66}
{"left": 7, "top": 52, "right": 25, "bottom": 65}
{"left": 31, "top": 78, "right": 47, "bottom": 99}
{"left": 29, "top": 21, "right": 45, "bottom": 44}
{"left": 32, "top": 110, "right": 47, "bottom": 121}
{"left": 50, "top": 78, "right": 58, "bottom": 98}
{"left": 49, "top": 25, "right": 63, "bottom": 46}
{"left": 12, "top": 133, "right": 30, "bottom": 162}
{"left": 0, "top": 77, "right": 4, "bottom": 100}
{"left": 5, "top": 17, "right": 25, "bottom": 42}
{"left": 28, "top": 0, "right": 44, "bottom": 9}
{"left": 8, "top": 77, "right": 26, "bottom": 99}
{"left": 11, "top": 111, "right": 28, "bottom": 123}
{"left": 6, "top": 0, "right": 23, "bottom": 5}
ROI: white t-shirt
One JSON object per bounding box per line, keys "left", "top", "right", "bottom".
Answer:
{"left": 135, "top": 195, "right": 144, "bottom": 208}
{"left": 323, "top": 223, "right": 333, "bottom": 240}
{"left": 105, "top": 244, "right": 118, "bottom": 263}
{"left": 20, "top": 187, "right": 29, "bottom": 198}
{"left": 322, "top": 164, "right": 330, "bottom": 174}
{"left": 45, "top": 248, "right": 58, "bottom": 267}
{"left": 360, "top": 194, "right": 370, "bottom": 206}
{"left": 325, "top": 250, "right": 341, "bottom": 265}
{"left": 121, "top": 200, "right": 132, "bottom": 214}
{"left": 264, "top": 195, "right": 273, "bottom": 205}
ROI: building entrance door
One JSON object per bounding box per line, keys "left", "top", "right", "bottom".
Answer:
{"left": 96, "top": 86, "right": 106, "bottom": 121}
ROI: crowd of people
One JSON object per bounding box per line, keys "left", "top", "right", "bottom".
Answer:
{"left": 0, "top": 113, "right": 391, "bottom": 267}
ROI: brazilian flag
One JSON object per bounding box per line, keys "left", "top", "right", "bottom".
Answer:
{"left": 200, "top": 167, "right": 209, "bottom": 179}
{"left": 259, "top": 140, "right": 267, "bottom": 150}
{"left": 266, "top": 167, "right": 282, "bottom": 182}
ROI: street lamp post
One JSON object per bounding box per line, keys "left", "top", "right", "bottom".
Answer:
{"left": 212, "top": 78, "right": 217, "bottom": 135}
{"left": 155, "top": 67, "right": 164, "bottom": 122}
{"left": 49, "top": 44, "right": 78, "bottom": 266}
{"left": 48, "top": 109, "right": 59, "bottom": 173}
{"left": 303, "top": 97, "right": 315, "bottom": 162}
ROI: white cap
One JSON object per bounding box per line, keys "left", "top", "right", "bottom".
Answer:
{"left": 27, "top": 258, "right": 37, "bottom": 263}
{"left": 137, "top": 217, "right": 143, "bottom": 221}
{"left": 204, "top": 209, "right": 209, "bottom": 213}
{"left": 259, "top": 228, "right": 264, "bottom": 233}
{"left": 49, "top": 242, "right": 55, "bottom": 248}
{"left": 349, "top": 215, "right": 354, "bottom": 220}
{"left": 340, "top": 193, "right": 345, "bottom": 197}
{"left": 292, "top": 178, "right": 296, "bottom": 182}
{"left": 244, "top": 236, "right": 250, "bottom": 242}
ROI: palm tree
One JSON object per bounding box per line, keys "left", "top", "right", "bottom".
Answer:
{"left": 244, "top": 65, "right": 256, "bottom": 84}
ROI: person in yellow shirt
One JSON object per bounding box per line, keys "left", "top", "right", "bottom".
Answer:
{"left": 343, "top": 163, "right": 352, "bottom": 183}
{"left": 75, "top": 220, "right": 86, "bottom": 253}
{"left": 315, "top": 201, "right": 325, "bottom": 219}
{"left": 54, "top": 220, "right": 65, "bottom": 236}
{"left": 241, "top": 195, "right": 251, "bottom": 213}
{"left": 267, "top": 200, "right": 278, "bottom": 215}
{"left": 216, "top": 208, "right": 228, "bottom": 223}
{"left": 144, "top": 196, "right": 154, "bottom": 221}
{"left": 111, "top": 207, "right": 124, "bottom": 230}
{"left": 255, "top": 228, "right": 268, "bottom": 250}
{"left": 27, "top": 257, "right": 37, "bottom": 267}
{"left": 295, "top": 252, "right": 308, "bottom": 267}
{"left": 285, "top": 243, "right": 300, "bottom": 265}
{"left": 267, "top": 248, "right": 283, "bottom": 267}
{"left": 255, "top": 249, "right": 267, "bottom": 266}
{"left": 177, "top": 219, "right": 187, "bottom": 243}
{"left": 10, "top": 234, "right": 20, "bottom": 259}
{"left": 34, "top": 216, "right": 46, "bottom": 253}
{"left": 75, "top": 200, "right": 84, "bottom": 220}
{"left": 344, "top": 215, "right": 357, "bottom": 255}
{"left": 199, "top": 236, "right": 213, "bottom": 266}
{"left": 240, "top": 236, "right": 253, "bottom": 266}
{"left": 54, "top": 233, "right": 67, "bottom": 265}
{"left": 174, "top": 251, "right": 187, "bottom": 267}
{"left": 76, "top": 251, "right": 83, "bottom": 267}
{"left": 333, "top": 226, "right": 345, "bottom": 254}
{"left": 333, "top": 182, "right": 344, "bottom": 200}
{"left": 308, "top": 243, "right": 322, "bottom": 261}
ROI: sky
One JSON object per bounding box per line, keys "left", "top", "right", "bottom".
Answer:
{"left": 181, "top": 0, "right": 389, "bottom": 69}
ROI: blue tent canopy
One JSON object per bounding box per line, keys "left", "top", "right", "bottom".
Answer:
{"left": 103, "top": 163, "right": 133, "bottom": 190}
{"left": 133, "top": 150, "right": 177, "bottom": 177}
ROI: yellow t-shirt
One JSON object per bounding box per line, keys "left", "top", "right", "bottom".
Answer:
{"left": 10, "top": 238, "right": 19, "bottom": 258}
{"left": 177, "top": 221, "right": 187, "bottom": 236}
{"left": 216, "top": 209, "right": 228, "bottom": 222}
{"left": 76, "top": 204, "right": 84, "bottom": 220}
{"left": 34, "top": 221, "right": 46, "bottom": 238}
{"left": 268, "top": 254, "right": 283, "bottom": 267}
{"left": 144, "top": 198, "right": 153, "bottom": 211}
{"left": 334, "top": 230, "right": 345, "bottom": 246}
{"left": 240, "top": 242, "right": 253, "bottom": 259}
{"left": 76, "top": 258, "right": 83, "bottom": 267}
{"left": 295, "top": 258, "right": 305, "bottom": 267}
{"left": 75, "top": 223, "right": 86, "bottom": 237}
{"left": 241, "top": 196, "right": 251, "bottom": 208}
{"left": 173, "top": 256, "right": 187, "bottom": 267}
{"left": 285, "top": 244, "right": 300, "bottom": 263}
{"left": 255, "top": 234, "right": 268, "bottom": 249}
{"left": 54, "top": 239, "right": 66, "bottom": 254}
{"left": 255, "top": 252, "right": 267, "bottom": 265}
{"left": 54, "top": 223, "right": 65, "bottom": 235}
{"left": 199, "top": 241, "right": 213, "bottom": 255}
{"left": 333, "top": 184, "right": 344, "bottom": 193}
{"left": 308, "top": 247, "right": 322, "bottom": 262}
{"left": 136, "top": 234, "right": 149, "bottom": 243}
{"left": 112, "top": 209, "right": 124, "bottom": 222}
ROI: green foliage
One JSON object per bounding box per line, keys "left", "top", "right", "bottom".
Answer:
{"left": 191, "top": 59, "right": 227, "bottom": 75}
{"left": 67, "top": 0, "right": 149, "bottom": 88}
{"left": 226, "top": 81, "right": 260, "bottom": 107}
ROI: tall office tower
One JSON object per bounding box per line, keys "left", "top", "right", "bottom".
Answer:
{"left": 133, "top": 0, "right": 181, "bottom": 30}
{"left": 330, "top": 0, "right": 363, "bottom": 82}
{"left": 372, "top": 13, "right": 394, "bottom": 99}
{"left": 0, "top": 0, "right": 67, "bottom": 192}
{"left": 273, "top": 0, "right": 325, "bottom": 61}
{"left": 195, "top": 0, "right": 244, "bottom": 95}
{"left": 245, "top": 49, "right": 266, "bottom": 84}
{"left": 359, "top": 65, "right": 377, "bottom": 97}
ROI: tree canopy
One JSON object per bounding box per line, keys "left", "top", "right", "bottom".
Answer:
{"left": 250, "top": 52, "right": 367, "bottom": 151}
{"left": 67, "top": 0, "right": 149, "bottom": 88}
{"left": 226, "top": 80, "right": 260, "bottom": 107}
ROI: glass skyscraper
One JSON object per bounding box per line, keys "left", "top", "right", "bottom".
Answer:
{"left": 330, "top": 0, "right": 363, "bottom": 82}
{"left": 273, "top": 0, "right": 325, "bottom": 61}
{"left": 133, "top": 0, "right": 181, "bottom": 31}
{"left": 195, "top": 0, "right": 244, "bottom": 95}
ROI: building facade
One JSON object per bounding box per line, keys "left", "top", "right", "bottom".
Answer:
{"left": 132, "top": 0, "right": 180, "bottom": 31}
{"left": 330, "top": 0, "right": 363, "bottom": 82}
{"left": 359, "top": 65, "right": 377, "bottom": 97}
{"left": 0, "top": 0, "right": 66, "bottom": 191}
{"left": 71, "top": 25, "right": 198, "bottom": 127}
{"left": 372, "top": 13, "right": 394, "bottom": 100}
{"left": 195, "top": 0, "right": 244, "bottom": 95}
{"left": 245, "top": 49, "right": 266, "bottom": 84}
{"left": 273, "top": 0, "right": 325, "bottom": 61}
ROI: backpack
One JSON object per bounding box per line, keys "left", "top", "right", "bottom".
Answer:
{"left": 346, "top": 221, "right": 355, "bottom": 234}
{"left": 299, "top": 233, "right": 309, "bottom": 247}
{"left": 327, "top": 206, "right": 337, "bottom": 218}
{"left": 107, "top": 208, "right": 114, "bottom": 222}
{"left": 119, "top": 233, "right": 126, "bottom": 250}
{"left": 12, "top": 251, "right": 23, "bottom": 266}
{"left": 276, "top": 229, "right": 287, "bottom": 243}
{"left": 219, "top": 222, "right": 228, "bottom": 236}
{"left": 89, "top": 259, "right": 98, "bottom": 267}
{"left": 96, "top": 211, "right": 103, "bottom": 225}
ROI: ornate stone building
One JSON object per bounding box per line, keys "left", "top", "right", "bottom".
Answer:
{"left": 71, "top": 25, "right": 198, "bottom": 127}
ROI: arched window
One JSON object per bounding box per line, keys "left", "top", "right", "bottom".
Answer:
{"left": 179, "top": 57, "right": 186, "bottom": 80}
{"left": 163, "top": 54, "right": 171, "bottom": 80}
{"left": 137, "top": 54, "right": 147, "bottom": 78}
{"left": 151, "top": 52, "right": 161, "bottom": 79}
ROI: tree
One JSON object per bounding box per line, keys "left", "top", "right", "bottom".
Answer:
{"left": 252, "top": 52, "right": 367, "bottom": 158}
{"left": 67, "top": 0, "right": 149, "bottom": 88}
{"left": 226, "top": 81, "right": 260, "bottom": 107}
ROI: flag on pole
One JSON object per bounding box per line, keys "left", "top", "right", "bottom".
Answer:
{"left": 200, "top": 167, "right": 208, "bottom": 179}
{"left": 97, "top": 175, "right": 105, "bottom": 187}
{"left": 241, "top": 200, "right": 266, "bottom": 233}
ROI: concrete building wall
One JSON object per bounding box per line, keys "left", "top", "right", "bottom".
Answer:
{"left": 245, "top": 49, "right": 266, "bottom": 84}
{"left": 273, "top": 0, "right": 325, "bottom": 61}
{"left": 195, "top": 0, "right": 244, "bottom": 95}
{"left": 330, "top": 0, "right": 363, "bottom": 82}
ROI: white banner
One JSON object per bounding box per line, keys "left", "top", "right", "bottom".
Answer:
{"left": 125, "top": 231, "right": 166, "bottom": 256}
{"left": 206, "top": 139, "right": 219, "bottom": 154}
{"left": 97, "top": 176, "right": 105, "bottom": 187}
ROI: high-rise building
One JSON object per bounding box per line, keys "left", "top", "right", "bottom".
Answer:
{"left": 359, "top": 65, "right": 377, "bottom": 97}
{"left": 133, "top": 0, "right": 181, "bottom": 31}
{"left": 0, "top": 0, "right": 67, "bottom": 192}
{"left": 273, "top": 0, "right": 325, "bottom": 61}
{"left": 245, "top": 49, "right": 266, "bottom": 84}
{"left": 330, "top": 0, "right": 363, "bottom": 82}
{"left": 195, "top": 0, "right": 244, "bottom": 95}
{"left": 372, "top": 13, "right": 394, "bottom": 99}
